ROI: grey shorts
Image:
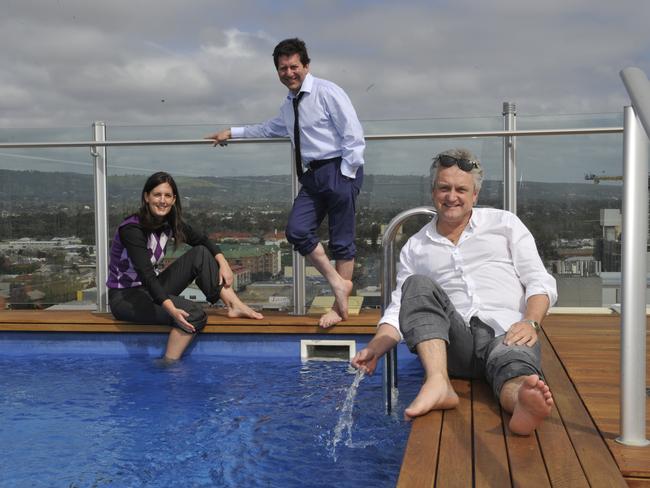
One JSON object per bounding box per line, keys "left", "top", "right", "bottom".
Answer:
{"left": 398, "top": 274, "right": 543, "bottom": 398}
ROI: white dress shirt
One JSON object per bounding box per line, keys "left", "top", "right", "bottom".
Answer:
{"left": 231, "top": 73, "right": 365, "bottom": 179}
{"left": 380, "top": 207, "right": 558, "bottom": 337}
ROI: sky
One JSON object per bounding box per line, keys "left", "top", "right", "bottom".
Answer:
{"left": 1, "top": 0, "right": 649, "bottom": 181}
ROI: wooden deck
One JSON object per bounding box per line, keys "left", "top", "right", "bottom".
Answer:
{"left": 397, "top": 314, "right": 650, "bottom": 488}
{"left": 0, "top": 310, "right": 648, "bottom": 486}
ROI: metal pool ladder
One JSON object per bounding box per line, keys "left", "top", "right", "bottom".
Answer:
{"left": 381, "top": 206, "right": 437, "bottom": 414}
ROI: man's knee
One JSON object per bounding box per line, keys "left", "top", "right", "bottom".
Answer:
{"left": 402, "top": 275, "right": 444, "bottom": 298}
{"left": 486, "top": 344, "right": 542, "bottom": 399}
{"left": 285, "top": 223, "right": 317, "bottom": 256}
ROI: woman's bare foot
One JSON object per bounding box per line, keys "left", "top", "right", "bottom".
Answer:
{"left": 508, "top": 375, "right": 553, "bottom": 435}
{"left": 404, "top": 374, "right": 459, "bottom": 420}
{"left": 226, "top": 302, "right": 264, "bottom": 320}
{"left": 331, "top": 278, "right": 353, "bottom": 320}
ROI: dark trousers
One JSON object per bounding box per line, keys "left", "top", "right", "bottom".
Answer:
{"left": 109, "top": 246, "right": 223, "bottom": 332}
{"left": 285, "top": 159, "right": 363, "bottom": 260}
{"left": 398, "top": 274, "right": 543, "bottom": 398}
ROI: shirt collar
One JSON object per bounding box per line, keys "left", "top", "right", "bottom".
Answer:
{"left": 288, "top": 72, "right": 314, "bottom": 100}
{"left": 425, "top": 208, "right": 478, "bottom": 243}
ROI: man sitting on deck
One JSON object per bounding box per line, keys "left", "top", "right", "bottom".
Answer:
{"left": 352, "top": 148, "right": 557, "bottom": 435}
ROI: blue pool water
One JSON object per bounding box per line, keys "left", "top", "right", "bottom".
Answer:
{"left": 0, "top": 342, "right": 422, "bottom": 488}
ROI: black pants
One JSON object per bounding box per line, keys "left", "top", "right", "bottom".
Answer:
{"left": 109, "top": 246, "right": 223, "bottom": 332}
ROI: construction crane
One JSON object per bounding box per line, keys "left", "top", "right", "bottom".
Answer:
{"left": 585, "top": 173, "right": 623, "bottom": 184}
{"left": 585, "top": 173, "right": 650, "bottom": 186}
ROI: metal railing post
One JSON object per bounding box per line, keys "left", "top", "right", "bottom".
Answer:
{"left": 381, "top": 206, "right": 437, "bottom": 414}
{"left": 291, "top": 148, "right": 306, "bottom": 315}
{"left": 618, "top": 67, "right": 650, "bottom": 447}
{"left": 503, "top": 102, "right": 517, "bottom": 213}
{"left": 617, "top": 105, "right": 650, "bottom": 447}
{"left": 91, "top": 122, "right": 109, "bottom": 313}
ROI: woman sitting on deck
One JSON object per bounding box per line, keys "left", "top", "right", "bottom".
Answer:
{"left": 107, "top": 171, "right": 263, "bottom": 361}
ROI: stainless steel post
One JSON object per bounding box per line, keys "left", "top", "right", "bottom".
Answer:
{"left": 617, "top": 106, "right": 650, "bottom": 446}
{"left": 381, "top": 206, "right": 437, "bottom": 414}
{"left": 502, "top": 102, "right": 517, "bottom": 213}
{"left": 91, "top": 122, "right": 109, "bottom": 313}
{"left": 291, "top": 149, "right": 306, "bottom": 315}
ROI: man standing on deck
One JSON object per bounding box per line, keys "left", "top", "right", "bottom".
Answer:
{"left": 352, "top": 148, "right": 557, "bottom": 435}
{"left": 207, "top": 38, "right": 365, "bottom": 329}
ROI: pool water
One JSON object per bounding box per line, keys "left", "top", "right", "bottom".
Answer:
{"left": 0, "top": 354, "right": 422, "bottom": 487}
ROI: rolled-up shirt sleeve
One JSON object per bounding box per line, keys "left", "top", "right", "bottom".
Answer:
{"left": 378, "top": 239, "right": 419, "bottom": 340}
{"left": 231, "top": 115, "right": 288, "bottom": 139}
{"left": 322, "top": 84, "right": 365, "bottom": 178}
{"left": 509, "top": 215, "right": 558, "bottom": 307}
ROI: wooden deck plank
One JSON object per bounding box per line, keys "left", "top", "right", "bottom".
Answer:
{"left": 539, "top": 331, "right": 629, "bottom": 488}
{"left": 397, "top": 412, "right": 443, "bottom": 488}
{"left": 542, "top": 316, "right": 650, "bottom": 481}
{"left": 627, "top": 478, "right": 650, "bottom": 487}
{"left": 502, "top": 411, "right": 551, "bottom": 488}
{"left": 535, "top": 401, "right": 590, "bottom": 488}
{"left": 436, "top": 379, "right": 473, "bottom": 488}
{"left": 0, "top": 309, "right": 380, "bottom": 334}
{"left": 472, "top": 380, "right": 511, "bottom": 488}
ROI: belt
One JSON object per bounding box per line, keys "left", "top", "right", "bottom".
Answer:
{"left": 308, "top": 156, "right": 341, "bottom": 171}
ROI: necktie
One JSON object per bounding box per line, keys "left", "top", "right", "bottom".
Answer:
{"left": 292, "top": 91, "right": 305, "bottom": 178}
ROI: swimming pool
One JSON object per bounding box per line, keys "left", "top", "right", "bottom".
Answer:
{"left": 0, "top": 333, "right": 422, "bottom": 487}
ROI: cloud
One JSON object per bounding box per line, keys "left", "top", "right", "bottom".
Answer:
{"left": 0, "top": 0, "right": 648, "bottom": 182}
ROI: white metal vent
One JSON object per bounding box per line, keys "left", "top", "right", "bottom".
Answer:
{"left": 300, "top": 339, "right": 356, "bottom": 361}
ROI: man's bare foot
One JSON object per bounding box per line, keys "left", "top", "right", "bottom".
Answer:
{"left": 227, "top": 302, "right": 264, "bottom": 320}
{"left": 508, "top": 375, "right": 553, "bottom": 435}
{"left": 404, "top": 374, "right": 459, "bottom": 421}
{"left": 331, "top": 279, "right": 353, "bottom": 320}
{"left": 319, "top": 302, "right": 345, "bottom": 328}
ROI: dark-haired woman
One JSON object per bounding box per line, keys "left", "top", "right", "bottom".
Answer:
{"left": 107, "top": 171, "right": 263, "bottom": 361}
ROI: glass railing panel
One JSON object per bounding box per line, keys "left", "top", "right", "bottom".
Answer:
{"left": 516, "top": 112, "right": 623, "bottom": 130}
{"left": 362, "top": 114, "right": 504, "bottom": 135}
{"left": 360, "top": 131, "right": 505, "bottom": 309}
{"left": 106, "top": 125, "right": 295, "bottom": 312}
{"left": 515, "top": 114, "right": 623, "bottom": 308}
{"left": 0, "top": 126, "right": 97, "bottom": 310}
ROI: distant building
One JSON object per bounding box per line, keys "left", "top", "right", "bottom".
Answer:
{"left": 180, "top": 285, "right": 207, "bottom": 303}
{"left": 0, "top": 236, "right": 85, "bottom": 252}
{"left": 284, "top": 265, "right": 324, "bottom": 278}
{"left": 264, "top": 229, "right": 288, "bottom": 246}
{"left": 230, "top": 264, "right": 252, "bottom": 291}
{"left": 357, "top": 285, "right": 381, "bottom": 308}
{"left": 598, "top": 209, "right": 622, "bottom": 272}
{"left": 209, "top": 231, "right": 259, "bottom": 244}
{"left": 221, "top": 244, "right": 281, "bottom": 277}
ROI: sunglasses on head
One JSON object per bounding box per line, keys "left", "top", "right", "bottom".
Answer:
{"left": 435, "top": 155, "right": 480, "bottom": 172}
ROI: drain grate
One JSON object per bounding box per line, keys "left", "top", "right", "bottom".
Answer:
{"left": 300, "top": 339, "right": 356, "bottom": 361}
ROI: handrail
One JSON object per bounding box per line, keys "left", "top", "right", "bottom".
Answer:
{"left": 0, "top": 127, "right": 623, "bottom": 149}
{"left": 380, "top": 206, "right": 437, "bottom": 414}
{"left": 621, "top": 67, "right": 650, "bottom": 138}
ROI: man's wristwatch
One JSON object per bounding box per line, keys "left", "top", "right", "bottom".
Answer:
{"left": 523, "top": 319, "right": 540, "bottom": 331}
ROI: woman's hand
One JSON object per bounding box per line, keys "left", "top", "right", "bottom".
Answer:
{"left": 162, "top": 299, "right": 195, "bottom": 333}
{"left": 216, "top": 254, "right": 234, "bottom": 287}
